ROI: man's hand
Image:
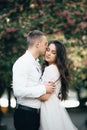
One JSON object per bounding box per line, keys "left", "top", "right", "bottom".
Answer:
{"left": 44, "top": 82, "right": 55, "bottom": 94}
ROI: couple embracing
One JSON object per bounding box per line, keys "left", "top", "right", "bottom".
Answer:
{"left": 12, "top": 30, "right": 78, "bottom": 130}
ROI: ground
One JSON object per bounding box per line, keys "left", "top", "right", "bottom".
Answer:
{"left": 0, "top": 106, "right": 87, "bottom": 130}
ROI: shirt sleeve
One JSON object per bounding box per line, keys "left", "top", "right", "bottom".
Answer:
{"left": 42, "top": 65, "right": 60, "bottom": 82}
{"left": 12, "top": 61, "right": 46, "bottom": 99}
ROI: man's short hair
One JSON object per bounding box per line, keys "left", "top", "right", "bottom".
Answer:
{"left": 27, "top": 30, "right": 45, "bottom": 46}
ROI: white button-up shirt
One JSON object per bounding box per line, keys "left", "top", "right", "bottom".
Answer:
{"left": 12, "top": 50, "right": 46, "bottom": 109}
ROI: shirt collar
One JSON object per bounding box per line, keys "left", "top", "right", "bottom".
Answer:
{"left": 26, "top": 50, "right": 39, "bottom": 64}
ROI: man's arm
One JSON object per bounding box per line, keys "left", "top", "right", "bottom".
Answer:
{"left": 38, "top": 81, "right": 55, "bottom": 101}
{"left": 38, "top": 93, "right": 51, "bottom": 101}
{"left": 12, "top": 62, "right": 46, "bottom": 98}
{"left": 13, "top": 66, "right": 55, "bottom": 98}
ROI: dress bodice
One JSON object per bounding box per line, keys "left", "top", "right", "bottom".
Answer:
{"left": 40, "top": 65, "right": 78, "bottom": 130}
{"left": 41, "top": 64, "right": 61, "bottom": 96}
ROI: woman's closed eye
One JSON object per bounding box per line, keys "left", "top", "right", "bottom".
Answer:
{"left": 46, "top": 48, "right": 56, "bottom": 55}
{"left": 52, "top": 51, "right": 56, "bottom": 55}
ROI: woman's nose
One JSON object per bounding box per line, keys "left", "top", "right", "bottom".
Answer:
{"left": 47, "top": 51, "right": 51, "bottom": 55}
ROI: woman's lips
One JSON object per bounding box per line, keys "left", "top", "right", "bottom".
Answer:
{"left": 45, "top": 56, "right": 50, "bottom": 59}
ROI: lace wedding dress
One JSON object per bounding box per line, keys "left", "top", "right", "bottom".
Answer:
{"left": 39, "top": 64, "right": 78, "bottom": 130}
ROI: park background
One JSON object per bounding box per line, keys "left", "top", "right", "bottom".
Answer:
{"left": 0, "top": 0, "right": 87, "bottom": 130}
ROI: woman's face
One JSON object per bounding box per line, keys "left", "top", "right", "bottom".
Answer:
{"left": 45, "top": 43, "right": 57, "bottom": 65}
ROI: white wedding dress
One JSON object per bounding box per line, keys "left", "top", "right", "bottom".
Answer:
{"left": 39, "top": 64, "right": 78, "bottom": 130}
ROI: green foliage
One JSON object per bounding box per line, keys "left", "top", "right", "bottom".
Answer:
{"left": 66, "top": 44, "right": 87, "bottom": 100}
{"left": 0, "top": 27, "right": 27, "bottom": 96}
{"left": 0, "top": 0, "right": 87, "bottom": 99}
{"left": 0, "top": 0, "right": 86, "bottom": 43}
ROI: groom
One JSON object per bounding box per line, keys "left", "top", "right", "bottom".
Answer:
{"left": 12, "top": 30, "right": 55, "bottom": 130}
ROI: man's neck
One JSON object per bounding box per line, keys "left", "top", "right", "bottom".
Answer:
{"left": 28, "top": 48, "right": 39, "bottom": 59}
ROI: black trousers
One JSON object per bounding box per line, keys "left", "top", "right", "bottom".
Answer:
{"left": 14, "top": 105, "right": 40, "bottom": 130}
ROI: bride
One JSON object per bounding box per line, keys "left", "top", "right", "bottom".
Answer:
{"left": 39, "top": 40, "right": 78, "bottom": 130}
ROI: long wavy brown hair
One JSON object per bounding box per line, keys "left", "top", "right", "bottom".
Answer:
{"left": 42, "top": 40, "right": 69, "bottom": 100}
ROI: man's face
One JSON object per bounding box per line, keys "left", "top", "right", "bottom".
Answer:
{"left": 39, "top": 36, "right": 48, "bottom": 56}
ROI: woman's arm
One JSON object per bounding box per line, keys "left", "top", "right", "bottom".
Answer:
{"left": 38, "top": 93, "right": 51, "bottom": 101}
{"left": 39, "top": 65, "right": 59, "bottom": 101}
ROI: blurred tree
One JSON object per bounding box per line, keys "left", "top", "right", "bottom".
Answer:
{"left": 0, "top": 0, "right": 87, "bottom": 44}
{"left": 0, "top": 0, "right": 87, "bottom": 107}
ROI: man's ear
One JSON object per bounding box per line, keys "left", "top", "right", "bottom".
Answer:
{"left": 35, "top": 41, "right": 40, "bottom": 48}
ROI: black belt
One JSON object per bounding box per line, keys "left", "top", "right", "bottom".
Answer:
{"left": 16, "top": 104, "right": 40, "bottom": 113}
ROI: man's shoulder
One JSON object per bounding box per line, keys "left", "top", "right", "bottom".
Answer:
{"left": 13, "top": 53, "right": 25, "bottom": 64}
{"left": 13, "top": 52, "right": 31, "bottom": 68}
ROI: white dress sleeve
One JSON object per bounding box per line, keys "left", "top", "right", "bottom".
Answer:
{"left": 41, "top": 64, "right": 60, "bottom": 83}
